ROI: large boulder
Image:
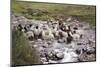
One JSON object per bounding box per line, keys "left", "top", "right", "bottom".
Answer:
{"left": 56, "top": 52, "right": 64, "bottom": 59}
{"left": 48, "top": 49, "right": 64, "bottom": 61}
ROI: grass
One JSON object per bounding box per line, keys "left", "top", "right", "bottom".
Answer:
{"left": 12, "top": 30, "right": 42, "bottom": 66}
{"left": 11, "top": 0, "right": 96, "bottom": 26}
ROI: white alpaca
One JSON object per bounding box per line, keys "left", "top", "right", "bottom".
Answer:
{"left": 51, "top": 25, "right": 58, "bottom": 35}
{"left": 72, "top": 33, "right": 80, "bottom": 41}
{"left": 65, "top": 25, "right": 69, "bottom": 30}
{"left": 25, "top": 31, "right": 34, "bottom": 39}
{"left": 33, "top": 26, "right": 42, "bottom": 36}
{"left": 42, "top": 29, "right": 54, "bottom": 40}
{"left": 69, "top": 30, "right": 83, "bottom": 41}
{"left": 75, "top": 29, "right": 84, "bottom": 35}
{"left": 53, "top": 30, "right": 59, "bottom": 38}
{"left": 59, "top": 30, "right": 68, "bottom": 38}
{"left": 30, "top": 25, "right": 35, "bottom": 31}
{"left": 21, "top": 28, "right": 26, "bottom": 32}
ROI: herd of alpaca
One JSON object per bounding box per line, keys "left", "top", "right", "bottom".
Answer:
{"left": 15, "top": 17, "right": 84, "bottom": 44}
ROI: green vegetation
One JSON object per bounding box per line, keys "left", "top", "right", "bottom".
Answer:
{"left": 12, "top": 30, "right": 42, "bottom": 66}
{"left": 11, "top": 0, "right": 96, "bottom": 26}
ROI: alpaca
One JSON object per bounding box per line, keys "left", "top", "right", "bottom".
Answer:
{"left": 33, "top": 25, "right": 42, "bottom": 39}
{"left": 17, "top": 24, "right": 23, "bottom": 32}
{"left": 25, "top": 31, "right": 34, "bottom": 41}
{"left": 42, "top": 28, "right": 54, "bottom": 40}
{"left": 69, "top": 29, "right": 83, "bottom": 41}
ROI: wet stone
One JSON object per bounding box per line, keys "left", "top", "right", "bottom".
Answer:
{"left": 56, "top": 52, "right": 64, "bottom": 59}
{"left": 77, "top": 43, "right": 83, "bottom": 45}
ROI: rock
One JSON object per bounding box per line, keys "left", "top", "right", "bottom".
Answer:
{"left": 69, "top": 57, "right": 79, "bottom": 62}
{"left": 48, "top": 49, "right": 64, "bottom": 60}
{"left": 70, "top": 52, "right": 78, "bottom": 58}
{"left": 38, "top": 47, "right": 44, "bottom": 52}
{"left": 33, "top": 44, "right": 38, "bottom": 48}
{"left": 37, "top": 39, "right": 42, "bottom": 42}
{"left": 47, "top": 41, "right": 52, "bottom": 45}
{"left": 40, "top": 52, "right": 46, "bottom": 57}
{"left": 78, "top": 24, "right": 83, "bottom": 28}
{"left": 75, "top": 49, "right": 81, "bottom": 55}
{"left": 49, "top": 60, "right": 57, "bottom": 63}
{"left": 79, "top": 54, "right": 96, "bottom": 61}
{"left": 73, "top": 27, "right": 78, "bottom": 30}
{"left": 56, "top": 52, "right": 64, "bottom": 59}
{"left": 41, "top": 58, "right": 47, "bottom": 62}
{"left": 43, "top": 62, "right": 49, "bottom": 64}
{"left": 48, "top": 52, "right": 53, "bottom": 58}
{"left": 66, "top": 36, "right": 73, "bottom": 44}
{"left": 77, "top": 43, "right": 83, "bottom": 45}
{"left": 28, "top": 36, "right": 34, "bottom": 41}
{"left": 66, "top": 17, "right": 72, "bottom": 22}
{"left": 42, "top": 43, "right": 48, "bottom": 48}
{"left": 86, "top": 47, "right": 96, "bottom": 55}
{"left": 58, "top": 39, "right": 64, "bottom": 43}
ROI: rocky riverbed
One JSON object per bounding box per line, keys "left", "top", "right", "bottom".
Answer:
{"left": 12, "top": 15, "right": 96, "bottom": 64}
